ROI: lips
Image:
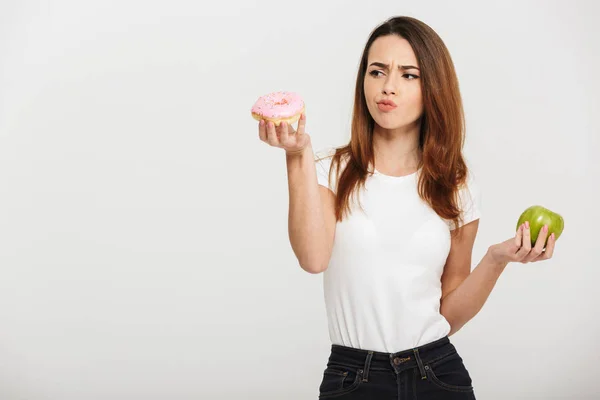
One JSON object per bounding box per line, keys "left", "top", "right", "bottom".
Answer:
{"left": 376, "top": 99, "right": 397, "bottom": 112}
{"left": 377, "top": 99, "right": 397, "bottom": 107}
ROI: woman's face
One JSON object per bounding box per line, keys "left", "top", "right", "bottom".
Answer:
{"left": 363, "top": 35, "right": 423, "bottom": 130}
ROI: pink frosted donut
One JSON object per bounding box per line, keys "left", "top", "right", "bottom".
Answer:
{"left": 251, "top": 91, "right": 305, "bottom": 126}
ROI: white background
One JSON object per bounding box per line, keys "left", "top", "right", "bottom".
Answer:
{"left": 0, "top": 1, "right": 598, "bottom": 399}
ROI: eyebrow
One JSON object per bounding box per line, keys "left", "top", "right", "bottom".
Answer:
{"left": 368, "top": 62, "right": 420, "bottom": 71}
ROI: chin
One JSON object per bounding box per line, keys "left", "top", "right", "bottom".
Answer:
{"left": 372, "top": 111, "right": 422, "bottom": 131}
{"left": 373, "top": 117, "right": 403, "bottom": 130}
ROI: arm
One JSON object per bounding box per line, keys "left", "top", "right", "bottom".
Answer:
{"left": 286, "top": 144, "right": 335, "bottom": 274}
{"left": 439, "top": 219, "right": 509, "bottom": 336}
{"left": 440, "top": 220, "right": 506, "bottom": 336}
{"left": 439, "top": 217, "right": 557, "bottom": 336}
{"left": 259, "top": 116, "right": 335, "bottom": 274}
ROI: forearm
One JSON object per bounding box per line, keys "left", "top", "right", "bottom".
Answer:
{"left": 286, "top": 145, "right": 328, "bottom": 273}
{"left": 440, "top": 249, "right": 508, "bottom": 335}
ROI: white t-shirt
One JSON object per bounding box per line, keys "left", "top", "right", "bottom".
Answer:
{"left": 314, "top": 147, "right": 482, "bottom": 353}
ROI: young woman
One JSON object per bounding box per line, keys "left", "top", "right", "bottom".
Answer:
{"left": 258, "top": 16, "right": 556, "bottom": 400}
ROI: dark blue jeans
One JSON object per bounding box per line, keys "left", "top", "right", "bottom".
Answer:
{"left": 318, "top": 336, "right": 476, "bottom": 399}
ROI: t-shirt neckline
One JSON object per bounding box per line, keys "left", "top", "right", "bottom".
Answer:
{"left": 373, "top": 167, "right": 420, "bottom": 181}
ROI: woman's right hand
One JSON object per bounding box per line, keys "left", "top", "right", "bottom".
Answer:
{"left": 258, "top": 113, "right": 311, "bottom": 156}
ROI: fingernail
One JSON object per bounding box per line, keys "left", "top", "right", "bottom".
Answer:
{"left": 260, "top": 120, "right": 264, "bottom": 126}
{"left": 525, "top": 221, "right": 529, "bottom": 229}
{"left": 543, "top": 225, "right": 548, "bottom": 232}
{"left": 551, "top": 233, "right": 555, "bottom": 240}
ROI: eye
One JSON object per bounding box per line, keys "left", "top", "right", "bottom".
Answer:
{"left": 369, "top": 70, "right": 419, "bottom": 80}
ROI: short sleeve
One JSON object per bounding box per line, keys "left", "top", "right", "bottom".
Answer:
{"left": 314, "top": 147, "right": 337, "bottom": 194}
{"left": 448, "top": 172, "right": 482, "bottom": 230}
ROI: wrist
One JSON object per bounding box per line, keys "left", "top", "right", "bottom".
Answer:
{"left": 285, "top": 144, "right": 311, "bottom": 158}
{"left": 485, "top": 246, "right": 509, "bottom": 272}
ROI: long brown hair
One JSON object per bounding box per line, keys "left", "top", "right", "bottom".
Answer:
{"left": 318, "top": 16, "right": 470, "bottom": 239}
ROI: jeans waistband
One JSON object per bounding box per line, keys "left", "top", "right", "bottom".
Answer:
{"left": 326, "top": 336, "right": 457, "bottom": 383}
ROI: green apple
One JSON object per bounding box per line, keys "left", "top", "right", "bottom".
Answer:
{"left": 517, "top": 205, "right": 564, "bottom": 247}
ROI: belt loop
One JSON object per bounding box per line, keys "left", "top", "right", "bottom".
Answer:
{"left": 361, "top": 351, "right": 374, "bottom": 382}
{"left": 413, "top": 348, "right": 427, "bottom": 380}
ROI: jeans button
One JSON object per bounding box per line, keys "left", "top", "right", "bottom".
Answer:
{"left": 393, "top": 357, "right": 401, "bottom": 365}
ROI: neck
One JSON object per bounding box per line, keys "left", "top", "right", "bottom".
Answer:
{"left": 372, "top": 121, "right": 422, "bottom": 172}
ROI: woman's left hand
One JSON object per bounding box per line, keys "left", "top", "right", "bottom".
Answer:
{"left": 488, "top": 221, "right": 556, "bottom": 265}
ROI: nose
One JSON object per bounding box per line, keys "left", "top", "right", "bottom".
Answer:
{"left": 382, "top": 77, "right": 397, "bottom": 96}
